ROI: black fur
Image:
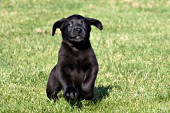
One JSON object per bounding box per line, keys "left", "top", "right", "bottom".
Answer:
{"left": 46, "top": 14, "right": 103, "bottom": 101}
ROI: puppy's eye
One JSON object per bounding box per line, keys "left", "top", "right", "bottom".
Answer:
{"left": 67, "top": 21, "right": 74, "bottom": 27}
{"left": 80, "top": 20, "right": 84, "bottom": 24}
{"left": 67, "top": 23, "right": 73, "bottom": 27}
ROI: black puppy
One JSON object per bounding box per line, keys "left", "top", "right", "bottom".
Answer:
{"left": 46, "top": 14, "right": 103, "bottom": 101}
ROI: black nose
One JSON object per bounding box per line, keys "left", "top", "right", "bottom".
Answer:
{"left": 75, "top": 28, "right": 82, "bottom": 33}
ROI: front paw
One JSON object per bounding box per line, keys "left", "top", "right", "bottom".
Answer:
{"left": 64, "top": 87, "right": 79, "bottom": 100}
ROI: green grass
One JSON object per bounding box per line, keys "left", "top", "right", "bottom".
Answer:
{"left": 0, "top": 0, "right": 170, "bottom": 112}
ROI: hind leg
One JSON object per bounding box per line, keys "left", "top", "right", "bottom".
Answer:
{"left": 46, "top": 81, "right": 61, "bottom": 101}
{"left": 46, "top": 67, "right": 61, "bottom": 101}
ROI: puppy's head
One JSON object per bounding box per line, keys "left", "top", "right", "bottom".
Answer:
{"left": 52, "top": 14, "right": 103, "bottom": 42}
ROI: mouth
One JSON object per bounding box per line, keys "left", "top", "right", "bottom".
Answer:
{"left": 76, "top": 35, "right": 82, "bottom": 39}
{"left": 67, "top": 31, "right": 86, "bottom": 42}
{"left": 73, "top": 35, "right": 84, "bottom": 42}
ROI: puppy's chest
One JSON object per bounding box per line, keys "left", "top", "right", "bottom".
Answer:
{"left": 69, "top": 57, "right": 90, "bottom": 72}
{"left": 64, "top": 57, "right": 89, "bottom": 83}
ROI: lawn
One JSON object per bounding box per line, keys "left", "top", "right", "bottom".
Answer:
{"left": 0, "top": 0, "right": 170, "bottom": 112}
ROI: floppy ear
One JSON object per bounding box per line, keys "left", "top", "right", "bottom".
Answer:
{"left": 52, "top": 18, "right": 65, "bottom": 36}
{"left": 87, "top": 18, "right": 103, "bottom": 30}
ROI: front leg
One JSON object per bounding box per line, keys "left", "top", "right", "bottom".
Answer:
{"left": 81, "top": 66, "right": 98, "bottom": 100}
{"left": 59, "top": 67, "right": 79, "bottom": 100}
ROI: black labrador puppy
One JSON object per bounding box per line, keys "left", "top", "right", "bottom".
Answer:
{"left": 46, "top": 14, "right": 103, "bottom": 101}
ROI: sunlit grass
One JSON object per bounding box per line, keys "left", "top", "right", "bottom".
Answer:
{"left": 0, "top": 0, "right": 170, "bottom": 112}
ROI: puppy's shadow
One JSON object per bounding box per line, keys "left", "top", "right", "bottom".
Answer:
{"left": 68, "top": 85, "right": 121, "bottom": 108}
{"left": 92, "top": 85, "right": 113, "bottom": 103}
